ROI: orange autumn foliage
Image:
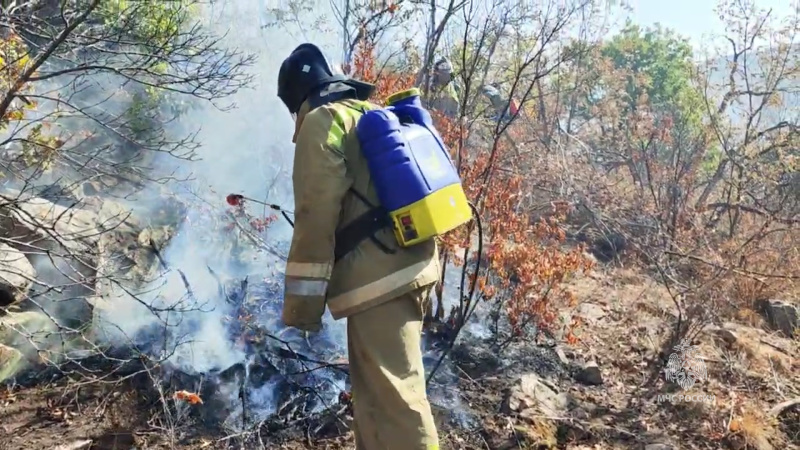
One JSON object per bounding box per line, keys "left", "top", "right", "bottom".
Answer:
{"left": 349, "top": 41, "right": 416, "bottom": 104}
{"left": 349, "top": 43, "right": 593, "bottom": 339}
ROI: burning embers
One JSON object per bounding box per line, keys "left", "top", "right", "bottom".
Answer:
{"left": 108, "top": 211, "right": 460, "bottom": 437}
{"left": 132, "top": 273, "right": 351, "bottom": 431}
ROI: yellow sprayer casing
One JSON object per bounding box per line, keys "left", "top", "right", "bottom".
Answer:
{"left": 389, "top": 183, "right": 472, "bottom": 247}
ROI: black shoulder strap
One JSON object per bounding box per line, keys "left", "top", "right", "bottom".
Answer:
{"left": 333, "top": 188, "right": 395, "bottom": 262}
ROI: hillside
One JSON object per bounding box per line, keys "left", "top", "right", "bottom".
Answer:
{"left": 1, "top": 0, "right": 798, "bottom": 449}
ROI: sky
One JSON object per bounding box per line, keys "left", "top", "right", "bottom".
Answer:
{"left": 254, "top": 0, "right": 799, "bottom": 64}
{"left": 623, "top": 0, "right": 798, "bottom": 50}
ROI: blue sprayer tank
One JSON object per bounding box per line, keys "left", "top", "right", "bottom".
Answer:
{"left": 355, "top": 88, "right": 472, "bottom": 247}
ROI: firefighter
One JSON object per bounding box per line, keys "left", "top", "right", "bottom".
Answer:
{"left": 481, "top": 84, "right": 506, "bottom": 121}
{"left": 277, "top": 43, "right": 441, "bottom": 450}
{"left": 417, "top": 57, "right": 460, "bottom": 119}
{"left": 482, "top": 83, "right": 519, "bottom": 124}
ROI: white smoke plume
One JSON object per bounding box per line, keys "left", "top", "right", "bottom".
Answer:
{"left": 1, "top": 0, "right": 470, "bottom": 428}
{"left": 89, "top": 0, "right": 350, "bottom": 415}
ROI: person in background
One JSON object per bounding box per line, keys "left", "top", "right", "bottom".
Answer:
{"left": 417, "top": 57, "right": 460, "bottom": 119}
{"left": 277, "top": 42, "right": 441, "bottom": 450}
{"left": 482, "top": 83, "right": 521, "bottom": 124}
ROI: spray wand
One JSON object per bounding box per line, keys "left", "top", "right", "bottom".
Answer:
{"left": 226, "top": 194, "right": 295, "bottom": 226}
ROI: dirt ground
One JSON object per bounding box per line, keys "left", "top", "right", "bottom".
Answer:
{"left": 1, "top": 266, "right": 798, "bottom": 450}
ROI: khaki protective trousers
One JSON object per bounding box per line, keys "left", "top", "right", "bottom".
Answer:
{"left": 346, "top": 286, "right": 440, "bottom": 450}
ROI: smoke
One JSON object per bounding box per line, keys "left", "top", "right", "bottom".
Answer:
{"left": 2, "top": 0, "right": 470, "bottom": 428}
{"left": 85, "top": 0, "right": 353, "bottom": 424}
{"left": 86, "top": 1, "right": 488, "bottom": 429}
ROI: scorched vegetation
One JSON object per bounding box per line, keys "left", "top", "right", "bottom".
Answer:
{"left": 0, "top": 0, "right": 798, "bottom": 449}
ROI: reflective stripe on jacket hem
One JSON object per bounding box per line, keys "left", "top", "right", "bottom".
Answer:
{"left": 327, "top": 257, "right": 439, "bottom": 316}
{"left": 285, "top": 278, "right": 328, "bottom": 297}
{"left": 286, "top": 262, "right": 332, "bottom": 279}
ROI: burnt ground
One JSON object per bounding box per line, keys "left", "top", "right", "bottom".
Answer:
{"left": 1, "top": 266, "right": 799, "bottom": 450}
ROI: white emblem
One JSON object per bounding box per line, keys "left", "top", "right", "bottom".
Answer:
{"left": 664, "top": 339, "right": 707, "bottom": 390}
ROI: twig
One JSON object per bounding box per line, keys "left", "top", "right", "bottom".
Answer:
{"left": 149, "top": 237, "right": 196, "bottom": 300}
{"left": 769, "top": 398, "right": 800, "bottom": 417}
{"left": 52, "top": 440, "right": 93, "bottom": 450}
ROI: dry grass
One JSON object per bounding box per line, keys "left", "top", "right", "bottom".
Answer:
{"left": 729, "top": 406, "right": 784, "bottom": 450}
{"left": 514, "top": 419, "right": 558, "bottom": 449}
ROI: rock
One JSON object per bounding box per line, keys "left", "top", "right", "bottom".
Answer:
{"left": 502, "top": 373, "right": 570, "bottom": 417}
{"left": 574, "top": 361, "right": 603, "bottom": 386}
{"left": 2, "top": 188, "right": 169, "bottom": 295}
{"left": 0, "top": 190, "right": 102, "bottom": 253}
{"left": 53, "top": 440, "right": 93, "bottom": 450}
{"left": 502, "top": 373, "right": 573, "bottom": 448}
{"left": 0, "top": 243, "right": 35, "bottom": 309}
{"left": 575, "top": 302, "right": 607, "bottom": 323}
{"left": 81, "top": 180, "right": 102, "bottom": 197}
{"left": 707, "top": 325, "right": 738, "bottom": 345}
{"left": 1, "top": 188, "right": 146, "bottom": 253}
{"left": 485, "top": 435, "right": 518, "bottom": 450}
{"left": 0, "top": 191, "right": 178, "bottom": 374}
{"left": 97, "top": 230, "right": 159, "bottom": 286}
{"left": 0, "top": 193, "right": 107, "bottom": 326}
{"left": 137, "top": 226, "right": 174, "bottom": 251}
{"left": 0, "top": 342, "right": 24, "bottom": 382}
{"left": 0, "top": 311, "right": 55, "bottom": 381}
{"left": 0, "top": 310, "right": 58, "bottom": 348}
{"left": 640, "top": 432, "right": 677, "bottom": 450}
{"left": 555, "top": 346, "right": 570, "bottom": 365}
{"left": 34, "top": 183, "right": 80, "bottom": 207}
{"left": 644, "top": 444, "right": 675, "bottom": 450}
{"left": 571, "top": 406, "right": 590, "bottom": 420}
{"left": 757, "top": 299, "right": 798, "bottom": 337}
{"left": 0, "top": 309, "right": 86, "bottom": 380}
{"left": 0, "top": 193, "right": 101, "bottom": 327}
{"left": 768, "top": 398, "right": 800, "bottom": 418}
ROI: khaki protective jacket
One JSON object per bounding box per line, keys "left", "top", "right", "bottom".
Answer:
{"left": 284, "top": 92, "right": 441, "bottom": 320}
{"left": 427, "top": 83, "right": 459, "bottom": 119}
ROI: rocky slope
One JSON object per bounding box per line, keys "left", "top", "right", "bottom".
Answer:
{"left": 0, "top": 188, "right": 181, "bottom": 382}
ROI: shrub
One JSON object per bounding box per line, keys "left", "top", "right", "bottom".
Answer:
{"left": 351, "top": 42, "right": 594, "bottom": 346}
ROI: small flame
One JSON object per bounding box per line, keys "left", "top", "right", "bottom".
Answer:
{"left": 173, "top": 390, "right": 203, "bottom": 405}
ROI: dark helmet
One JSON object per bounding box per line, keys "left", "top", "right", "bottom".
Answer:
{"left": 434, "top": 57, "right": 452, "bottom": 76}
{"left": 278, "top": 43, "right": 375, "bottom": 114}
{"left": 431, "top": 57, "right": 453, "bottom": 86}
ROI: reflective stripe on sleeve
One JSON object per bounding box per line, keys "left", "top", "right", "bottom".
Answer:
{"left": 285, "top": 278, "right": 328, "bottom": 297}
{"left": 286, "top": 262, "right": 332, "bottom": 279}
